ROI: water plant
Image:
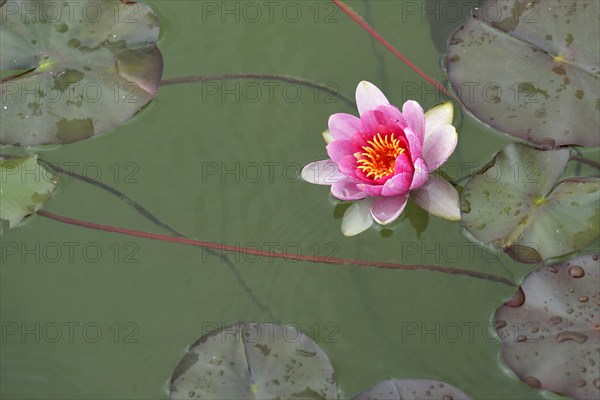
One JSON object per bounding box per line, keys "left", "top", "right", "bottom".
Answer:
{"left": 302, "top": 81, "right": 459, "bottom": 236}
{"left": 1, "top": 1, "right": 598, "bottom": 399}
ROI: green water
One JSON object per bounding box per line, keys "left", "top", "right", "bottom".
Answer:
{"left": 0, "top": 1, "right": 583, "bottom": 398}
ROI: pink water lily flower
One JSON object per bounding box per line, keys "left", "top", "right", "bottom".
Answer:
{"left": 302, "top": 81, "right": 460, "bottom": 236}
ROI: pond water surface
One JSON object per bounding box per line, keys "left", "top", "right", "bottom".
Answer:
{"left": 1, "top": 1, "right": 597, "bottom": 399}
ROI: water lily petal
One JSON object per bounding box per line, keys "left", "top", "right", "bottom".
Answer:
{"left": 393, "top": 152, "right": 415, "bottom": 176}
{"left": 356, "top": 183, "right": 384, "bottom": 196}
{"left": 322, "top": 129, "right": 334, "bottom": 144}
{"left": 356, "top": 81, "right": 390, "bottom": 116}
{"left": 410, "top": 157, "right": 429, "bottom": 190}
{"left": 377, "top": 105, "right": 407, "bottom": 130}
{"left": 424, "top": 102, "right": 454, "bottom": 142}
{"left": 411, "top": 175, "right": 460, "bottom": 220}
{"left": 360, "top": 110, "right": 383, "bottom": 134}
{"left": 301, "top": 160, "right": 344, "bottom": 185}
{"left": 360, "top": 110, "right": 388, "bottom": 135}
{"left": 360, "top": 108, "right": 406, "bottom": 137}
{"left": 326, "top": 139, "right": 355, "bottom": 163}
{"left": 403, "top": 126, "right": 423, "bottom": 160}
{"left": 338, "top": 155, "right": 359, "bottom": 178}
{"left": 402, "top": 100, "right": 425, "bottom": 140}
{"left": 331, "top": 178, "right": 368, "bottom": 201}
{"left": 328, "top": 113, "right": 361, "bottom": 140}
{"left": 387, "top": 153, "right": 416, "bottom": 194}
{"left": 422, "top": 124, "right": 458, "bottom": 170}
{"left": 371, "top": 194, "right": 408, "bottom": 225}
{"left": 382, "top": 170, "right": 413, "bottom": 197}
{"left": 341, "top": 198, "right": 374, "bottom": 236}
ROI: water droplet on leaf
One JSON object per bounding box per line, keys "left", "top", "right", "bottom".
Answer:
{"left": 556, "top": 331, "right": 588, "bottom": 344}
{"left": 568, "top": 265, "right": 585, "bottom": 278}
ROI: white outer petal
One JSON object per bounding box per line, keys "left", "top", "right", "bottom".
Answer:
{"left": 371, "top": 195, "right": 408, "bottom": 225}
{"left": 341, "top": 198, "right": 374, "bottom": 236}
{"left": 424, "top": 102, "right": 454, "bottom": 142}
{"left": 411, "top": 175, "right": 461, "bottom": 221}
{"left": 355, "top": 81, "right": 390, "bottom": 116}
{"left": 301, "top": 160, "right": 344, "bottom": 185}
{"left": 422, "top": 124, "right": 458, "bottom": 171}
{"left": 322, "top": 129, "right": 334, "bottom": 144}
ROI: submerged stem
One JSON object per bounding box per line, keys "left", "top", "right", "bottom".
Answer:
{"left": 569, "top": 156, "right": 600, "bottom": 171}
{"left": 38, "top": 210, "right": 516, "bottom": 287}
{"left": 39, "top": 159, "right": 180, "bottom": 235}
{"left": 38, "top": 160, "right": 276, "bottom": 320}
{"left": 160, "top": 73, "right": 356, "bottom": 108}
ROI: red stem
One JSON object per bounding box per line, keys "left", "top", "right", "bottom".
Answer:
{"left": 37, "top": 210, "right": 514, "bottom": 286}
{"left": 332, "top": 0, "right": 453, "bottom": 98}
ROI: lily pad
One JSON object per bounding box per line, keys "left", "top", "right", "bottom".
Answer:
{"left": 169, "top": 322, "right": 336, "bottom": 400}
{"left": 352, "top": 379, "right": 471, "bottom": 400}
{"left": 461, "top": 143, "right": 600, "bottom": 262}
{"left": 495, "top": 254, "right": 600, "bottom": 399}
{"left": 0, "top": 0, "right": 163, "bottom": 146}
{"left": 447, "top": 0, "right": 600, "bottom": 148}
{"left": 0, "top": 155, "right": 57, "bottom": 228}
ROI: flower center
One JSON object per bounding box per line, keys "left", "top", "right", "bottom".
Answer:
{"left": 356, "top": 133, "right": 405, "bottom": 180}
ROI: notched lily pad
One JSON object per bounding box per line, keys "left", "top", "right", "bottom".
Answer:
{"left": 496, "top": 254, "right": 600, "bottom": 399}
{"left": 461, "top": 143, "right": 600, "bottom": 262}
{"left": 447, "top": 0, "right": 600, "bottom": 148}
{"left": 352, "top": 379, "right": 471, "bottom": 400}
{"left": 0, "top": 155, "right": 57, "bottom": 228}
{"left": 0, "top": 0, "right": 163, "bottom": 146}
{"left": 169, "top": 322, "right": 337, "bottom": 400}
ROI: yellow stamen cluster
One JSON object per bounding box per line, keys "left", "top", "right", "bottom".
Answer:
{"left": 356, "top": 133, "right": 405, "bottom": 180}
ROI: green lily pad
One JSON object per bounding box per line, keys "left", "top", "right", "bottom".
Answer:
{"left": 169, "top": 322, "right": 336, "bottom": 400}
{"left": 0, "top": 155, "right": 57, "bottom": 228}
{"left": 352, "top": 379, "right": 471, "bottom": 399}
{"left": 0, "top": 0, "right": 163, "bottom": 146}
{"left": 495, "top": 254, "right": 600, "bottom": 399}
{"left": 461, "top": 143, "right": 600, "bottom": 262}
{"left": 447, "top": 0, "right": 600, "bottom": 148}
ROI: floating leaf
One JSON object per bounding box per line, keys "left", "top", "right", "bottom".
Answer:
{"left": 0, "top": 0, "right": 163, "bottom": 146}
{"left": 352, "top": 379, "right": 471, "bottom": 400}
{"left": 447, "top": 0, "right": 600, "bottom": 148}
{"left": 169, "top": 322, "right": 336, "bottom": 400}
{"left": 0, "top": 155, "right": 57, "bottom": 228}
{"left": 461, "top": 143, "right": 600, "bottom": 262}
{"left": 495, "top": 254, "right": 600, "bottom": 399}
